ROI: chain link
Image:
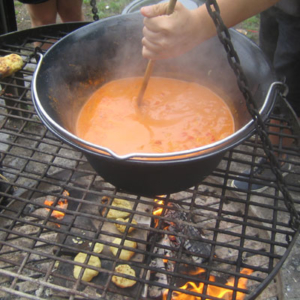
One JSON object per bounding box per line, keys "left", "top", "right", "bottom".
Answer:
{"left": 206, "top": 0, "right": 300, "bottom": 231}
{"left": 90, "top": 0, "right": 99, "bottom": 21}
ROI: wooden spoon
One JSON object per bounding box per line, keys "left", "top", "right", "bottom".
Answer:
{"left": 137, "top": 0, "right": 177, "bottom": 107}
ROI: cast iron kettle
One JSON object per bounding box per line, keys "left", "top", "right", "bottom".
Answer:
{"left": 32, "top": 12, "right": 283, "bottom": 196}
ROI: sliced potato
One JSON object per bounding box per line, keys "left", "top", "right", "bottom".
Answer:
{"left": 93, "top": 242, "right": 104, "bottom": 254}
{"left": 112, "top": 264, "right": 137, "bottom": 288}
{"left": 102, "top": 197, "right": 132, "bottom": 219}
{"left": 115, "top": 217, "right": 137, "bottom": 233}
{"left": 110, "top": 238, "right": 137, "bottom": 261}
{"left": 0, "top": 54, "right": 24, "bottom": 79}
{"left": 73, "top": 252, "right": 101, "bottom": 282}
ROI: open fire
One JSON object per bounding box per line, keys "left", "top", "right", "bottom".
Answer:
{"left": 153, "top": 198, "right": 253, "bottom": 300}
{"left": 162, "top": 267, "right": 253, "bottom": 300}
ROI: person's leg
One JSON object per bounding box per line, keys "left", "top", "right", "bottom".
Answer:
{"left": 231, "top": 7, "right": 296, "bottom": 192}
{"left": 273, "top": 10, "right": 300, "bottom": 116}
{"left": 259, "top": 7, "right": 279, "bottom": 64}
{"left": 259, "top": 7, "right": 295, "bottom": 152}
{"left": 260, "top": 6, "right": 297, "bottom": 149}
{"left": 57, "top": 0, "right": 84, "bottom": 23}
{"left": 25, "top": 0, "right": 58, "bottom": 27}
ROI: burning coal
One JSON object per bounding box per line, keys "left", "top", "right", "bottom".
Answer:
{"left": 44, "top": 190, "right": 69, "bottom": 222}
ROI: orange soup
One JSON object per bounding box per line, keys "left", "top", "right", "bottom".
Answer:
{"left": 75, "top": 77, "right": 235, "bottom": 155}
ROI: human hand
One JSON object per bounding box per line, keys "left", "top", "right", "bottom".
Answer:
{"left": 141, "top": 0, "right": 281, "bottom": 60}
{"left": 141, "top": 2, "right": 203, "bottom": 60}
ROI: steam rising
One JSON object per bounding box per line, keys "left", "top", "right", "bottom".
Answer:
{"left": 37, "top": 13, "right": 274, "bottom": 137}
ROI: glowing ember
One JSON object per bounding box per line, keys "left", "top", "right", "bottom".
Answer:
{"left": 163, "top": 255, "right": 170, "bottom": 264}
{"left": 163, "top": 268, "right": 253, "bottom": 300}
{"left": 44, "top": 190, "right": 69, "bottom": 221}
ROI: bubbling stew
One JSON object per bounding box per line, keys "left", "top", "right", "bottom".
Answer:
{"left": 75, "top": 77, "right": 235, "bottom": 156}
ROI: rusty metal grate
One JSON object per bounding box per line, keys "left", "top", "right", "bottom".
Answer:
{"left": 0, "top": 23, "right": 300, "bottom": 300}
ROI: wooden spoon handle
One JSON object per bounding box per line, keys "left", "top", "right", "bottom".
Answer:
{"left": 137, "top": 60, "right": 154, "bottom": 106}
{"left": 137, "top": 0, "right": 177, "bottom": 106}
{"left": 166, "top": 0, "right": 177, "bottom": 15}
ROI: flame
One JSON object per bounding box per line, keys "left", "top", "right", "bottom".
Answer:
{"left": 44, "top": 190, "right": 69, "bottom": 221}
{"left": 163, "top": 268, "right": 253, "bottom": 300}
{"left": 153, "top": 196, "right": 165, "bottom": 228}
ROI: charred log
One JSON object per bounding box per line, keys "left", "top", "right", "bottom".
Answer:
{"left": 165, "top": 203, "right": 212, "bottom": 263}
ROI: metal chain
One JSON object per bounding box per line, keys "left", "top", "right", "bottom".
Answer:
{"left": 90, "top": 0, "right": 99, "bottom": 21}
{"left": 206, "top": 0, "right": 300, "bottom": 230}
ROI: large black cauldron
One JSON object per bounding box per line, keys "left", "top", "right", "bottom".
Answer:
{"left": 32, "top": 13, "right": 282, "bottom": 196}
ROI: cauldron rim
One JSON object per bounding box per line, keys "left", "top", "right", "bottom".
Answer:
{"left": 32, "top": 73, "right": 277, "bottom": 161}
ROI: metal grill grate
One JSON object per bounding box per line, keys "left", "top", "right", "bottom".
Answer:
{"left": 0, "top": 23, "right": 300, "bottom": 300}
